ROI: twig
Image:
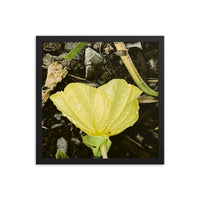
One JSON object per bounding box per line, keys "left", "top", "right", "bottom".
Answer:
{"left": 104, "top": 65, "right": 112, "bottom": 75}
{"left": 147, "top": 79, "right": 158, "bottom": 83}
{"left": 68, "top": 74, "right": 99, "bottom": 87}
{"left": 67, "top": 74, "right": 92, "bottom": 83}
{"left": 67, "top": 74, "right": 91, "bottom": 82}
{"left": 100, "top": 143, "right": 108, "bottom": 159}
{"left": 138, "top": 94, "right": 158, "bottom": 103}
{"left": 125, "top": 135, "right": 143, "bottom": 148}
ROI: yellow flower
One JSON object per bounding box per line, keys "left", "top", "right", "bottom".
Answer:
{"left": 50, "top": 79, "right": 142, "bottom": 137}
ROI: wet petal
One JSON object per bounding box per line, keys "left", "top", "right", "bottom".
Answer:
{"left": 50, "top": 79, "right": 142, "bottom": 137}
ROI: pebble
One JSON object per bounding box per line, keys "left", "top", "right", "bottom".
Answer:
{"left": 104, "top": 44, "right": 114, "bottom": 54}
{"left": 85, "top": 47, "right": 104, "bottom": 66}
{"left": 43, "top": 53, "right": 53, "bottom": 66}
{"left": 100, "top": 71, "right": 110, "bottom": 82}
{"left": 43, "top": 52, "right": 71, "bottom": 68}
{"left": 64, "top": 42, "right": 78, "bottom": 51}
{"left": 56, "top": 52, "right": 68, "bottom": 61}
{"left": 126, "top": 42, "right": 142, "bottom": 50}
{"left": 71, "top": 137, "right": 81, "bottom": 145}
{"left": 60, "top": 60, "right": 70, "bottom": 69}
{"left": 57, "top": 137, "right": 68, "bottom": 154}
{"left": 152, "top": 131, "right": 159, "bottom": 139}
{"left": 54, "top": 113, "right": 62, "bottom": 120}
{"left": 148, "top": 58, "right": 158, "bottom": 75}
{"left": 73, "top": 53, "right": 82, "bottom": 61}
{"left": 93, "top": 42, "right": 102, "bottom": 50}
{"left": 119, "top": 59, "right": 124, "bottom": 65}
{"left": 85, "top": 47, "right": 104, "bottom": 80}
{"left": 43, "top": 42, "right": 63, "bottom": 52}
{"left": 51, "top": 123, "right": 63, "bottom": 129}
{"left": 136, "top": 134, "right": 144, "bottom": 143}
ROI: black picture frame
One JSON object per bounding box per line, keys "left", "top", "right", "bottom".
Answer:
{"left": 36, "top": 36, "right": 164, "bottom": 164}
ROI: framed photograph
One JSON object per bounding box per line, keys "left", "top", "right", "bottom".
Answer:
{"left": 36, "top": 36, "right": 164, "bottom": 164}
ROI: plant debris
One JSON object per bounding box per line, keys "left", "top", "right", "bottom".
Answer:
{"left": 42, "top": 62, "right": 68, "bottom": 104}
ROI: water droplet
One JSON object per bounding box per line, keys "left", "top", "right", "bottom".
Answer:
{"left": 73, "top": 99, "right": 78, "bottom": 104}
{"left": 105, "top": 121, "right": 109, "bottom": 126}
{"left": 77, "top": 104, "right": 82, "bottom": 111}
{"left": 122, "top": 93, "right": 126, "bottom": 97}
{"left": 128, "top": 121, "right": 133, "bottom": 126}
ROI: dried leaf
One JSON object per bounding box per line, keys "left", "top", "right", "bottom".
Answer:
{"left": 138, "top": 94, "right": 158, "bottom": 103}
{"left": 42, "top": 62, "right": 68, "bottom": 103}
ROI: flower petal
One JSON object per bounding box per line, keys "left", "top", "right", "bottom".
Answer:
{"left": 99, "top": 79, "right": 142, "bottom": 136}
{"left": 50, "top": 83, "right": 95, "bottom": 135}
{"left": 50, "top": 79, "right": 142, "bottom": 137}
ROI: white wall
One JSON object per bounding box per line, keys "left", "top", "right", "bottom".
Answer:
{"left": 0, "top": 1, "right": 200, "bottom": 200}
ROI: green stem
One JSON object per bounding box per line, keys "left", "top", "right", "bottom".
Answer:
{"left": 64, "top": 42, "right": 87, "bottom": 61}
{"left": 114, "top": 42, "right": 158, "bottom": 97}
{"left": 100, "top": 143, "right": 108, "bottom": 159}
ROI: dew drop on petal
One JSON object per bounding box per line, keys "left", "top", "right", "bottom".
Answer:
{"left": 117, "top": 108, "right": 121, "bottom": 112}
{"left": 77, "top": 104, "right": 82, "bottom": 111}
{"left": 118, "top": 129, "right": 122, "bottom": 133}
{"left": 122, "top": 93, "right": 126, "bottom": 98}
{"left": 105, "top": 120, "right": 109, "bottom": 126}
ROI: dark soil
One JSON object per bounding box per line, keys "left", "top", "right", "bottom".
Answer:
{"left": 42, "top": 41, "right": 159, "bottom": 159}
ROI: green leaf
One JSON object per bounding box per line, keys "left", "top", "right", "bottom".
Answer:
{"left": 114, "top": 42, "right": 158, "bottom": 97}
{"left": 82, "top": 135, "right": 112, "bottom": 157}
{"left": 154, "top": 126, "right": 159, "bottom": 130}
{"left": 56, "top": 149, "right": 69, "bottom": 159}
{"left": 64, "top": 42, "right": 87, "bottom": 61}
